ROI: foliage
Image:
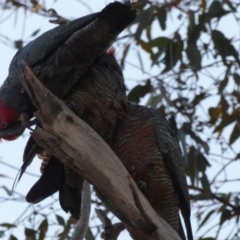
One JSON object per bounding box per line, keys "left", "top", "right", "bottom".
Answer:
{"left": 1, "top": 0, "right": 240, "bottom": 239}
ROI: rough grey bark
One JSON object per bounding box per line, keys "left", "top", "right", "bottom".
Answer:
{"left": 20, "top": 61, "right": 182, "bottom": 240}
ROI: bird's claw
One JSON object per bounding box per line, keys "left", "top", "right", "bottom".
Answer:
{"left": 48, "top": 8, "right": 69, "bottom": 25}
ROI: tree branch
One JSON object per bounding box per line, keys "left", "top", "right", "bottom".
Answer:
{"left": 189, "top": 185, "right": 237, "bottom": 210}
{"left": 96, "top": 208, "right": 125, "bottom": 240}
{"left": 20, "top": 61, "right": 181, "bottom": 240}
{"left": 71, "top": 181, "right": 91, "bottom": 240}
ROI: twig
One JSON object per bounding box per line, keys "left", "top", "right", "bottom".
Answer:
{"left": 71, "top": 181, "right": 91, "bottom": 240}
{"left": 189, "top": 185, "right": 237, "bottom": 210}
{"left": 96, "top": 208, "right": 125, "bottom": 240}
{"left": 0, "top": 159, "right": 39, "bottom": 178}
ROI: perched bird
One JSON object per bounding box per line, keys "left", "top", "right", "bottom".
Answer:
{"left": 20, "top": 49, "right": 192, "bottom": 239}
{"left": 110, "top": 102, "right": 193, "bottom": 240}
{"left": 22, "top": 50, "right": 127, "bottom": 219}
{"left": 0, "top": 1, "right": 136, "bottom": 140}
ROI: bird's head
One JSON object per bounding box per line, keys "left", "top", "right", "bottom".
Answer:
{"left": 0, "top": 100, "right": 24, "bottom": 141}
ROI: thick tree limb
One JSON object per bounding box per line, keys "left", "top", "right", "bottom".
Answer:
{"left": 20, "top": 61, "right": 181, "bottom": 240}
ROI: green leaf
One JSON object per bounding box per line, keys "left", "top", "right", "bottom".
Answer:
{"left": 55, "top": 215, "right": 65, "bottom": 226}
{"left": 58, "top": 218, "right": 71, "bottom": 238}
{"left": 198, "top": 209, "right": 216, "bottom": 230}
{"left": 201, "top": 0, "right": 206, "bottom": 11}
{"left": 157, "top": 7, "right": 167, "bottom": 30}
{"left": 137, "top": 50, "right": 144, "bottom": 73}
{"left": 197, "top": 153, "right": 211, "bottom": 173}
{"left": 138, "top": 39, "right": 154, "bottom": 57}
{"left": 219, "top": 193, "right": 231, "bottom": 207}
{"left": 149, "top": 37, "right": 171, "bottom": 48}
{"left": 135, "top": 6, "right": 154, "bottom": 41}
{"left": 213, "top": 113, "right": 235, "bottom": 133}
{"left": 38, "top": 219, "right": 48, "bottom": 240}
{"left": 186, "top": 146, "right": 211, "bottom": 187}
{"left": 186, "top": 44, "right": 201, "bottom": 70}
{"left": 0, "top": 223, "right": 16, "bottom": 229}
{"left": 212, "top": 30, "right": 240, "bottom": 66}
{"left": 234, "top": 196, "right": 240, "bottom": 207}
{"left": 0, "top": 186, "right": 12, "bottom": 196}
{"left": 182, "top": 122, "right": 209, "bottom": 153}
{"left": 25, "top": 228, "right": 36, "bottom": 240}
{"left": 220, "top": 208, "right": 232, "bottom": 225}
{"left": 229, "top": 122, "right": 240, "bottom": 145}
{"left": 149, "top": 37, "right": 172, "bottom": 65}
{"left": 168, "top": 115, "right": 178, "bottom": 136}
{"left": 188, "top": 11, "right": 195, "bottom": 28}
{"left": 85, "top": 227, "right": 95, "bottom": 240}
{"left": 187, "top": 146, "right": 197, "bottom": 186}
{"left": 146, "top": 25, "right": 151, "bottom": 40}
{"left": 233, "top": 73, "right": 240, "bottom": 86}
{"left": 232, "top": 91, "right": 240, "bottom": 102}
{"left": 9, "top": 235, "right": 18, "bottom": 240}
{"left": 220, "top": 95, "right": 229, "bottom": 112}
{"left": 120, "top": 44, "right": 130, "bottom": 69}
{"left": 187, "top": 12, "right": 206, "bottom": 45}
{"left": 219, "top": 77, "right": 228, "bottom": 92}
{"left": 162, "top": 38, "right": 183, "bottom": 73}
{"left": 128, "top": 80, "right": 153, "bottom": 103}
{"left": 208, "top": 107, "right": 222, "bottom": 122}
{"left": 200, "top": 173, "right": 212, "bottom": 198}
{"left": 207, "top": 1, "right": 224, "bottom": 20}
{"left": 31, "top": 29, "right": 40, "bottom": 37}
{"left": 130, "top": 1, "right": 148, "bottom": 25}
{"left": 191, "top": 92, "right": 207, "bottom": 107}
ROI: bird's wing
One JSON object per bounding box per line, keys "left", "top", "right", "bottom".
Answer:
{"left": 23, "top": 135, "right": 83, "bottom": 219}
{"left": 151, "top": 109, "right": 193, "bottom": 240}
{"left": 26, "top": 157, "right": 61, "bottom": 203}
{"left": 10, "top": 12, "right": 99, "bottom": 68}
{"left": 10, "top": 2, "right": 136, "bottom": 69}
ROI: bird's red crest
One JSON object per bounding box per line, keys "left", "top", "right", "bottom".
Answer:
{"left": 0, "top": 101, "right": 18, "bottom": 128}
{"left": 106, "top": 47, "right": 116, "bottom": 57}
{"left": 0, "top": 101, "right": 19, "bottom": 141}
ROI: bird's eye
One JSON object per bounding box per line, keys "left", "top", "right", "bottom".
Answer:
{"left": 2, "top": 122, "right": 8, "bottom": 129}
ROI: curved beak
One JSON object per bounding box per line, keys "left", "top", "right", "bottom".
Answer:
{"left": 0, "top": 115, "right": 38, "bottom": 140}
{"left": 0, "top": 123, "right": 25, "bottom": 140}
